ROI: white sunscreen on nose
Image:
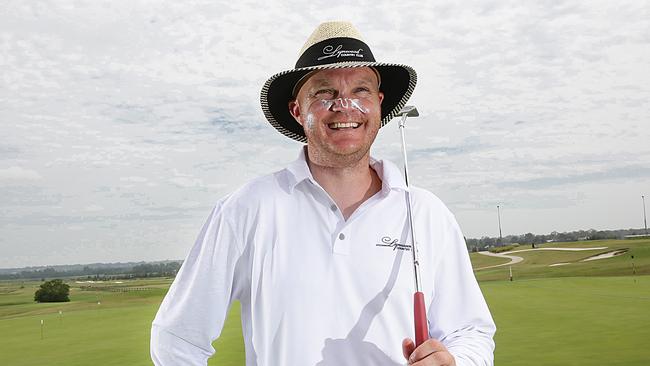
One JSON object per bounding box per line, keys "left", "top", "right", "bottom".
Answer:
{"left": 349, "top": 99, "right": 369, "bottom": 113}
{"left": 320, "top": 98, "right": 369, "bottom": 113}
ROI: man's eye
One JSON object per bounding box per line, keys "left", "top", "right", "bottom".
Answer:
{"left": 314, "top": 89, "right": 335, "bottom": 97}
{"left": 354, "top": 86, "right": 370, "bottom": 94}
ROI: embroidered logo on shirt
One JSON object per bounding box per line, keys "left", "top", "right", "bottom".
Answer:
{"left": 376, "top": 236, "right": 411, "bottom": 251}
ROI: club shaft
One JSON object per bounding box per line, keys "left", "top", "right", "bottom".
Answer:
{"left": 399, "top": 114, "right": 423, "bottom": 293}
{"left": 399, "top": 113, "right": 429, "bottom": 347}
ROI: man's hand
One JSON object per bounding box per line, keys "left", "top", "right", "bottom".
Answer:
{"left": 402, "top": 338, "right": 456, "bottom": 366}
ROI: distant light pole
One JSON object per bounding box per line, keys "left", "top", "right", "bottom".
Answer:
{"left": 497, "top": 205, "right": 503, "bottom": 245}
{"left": 643, "top": 195, "right": 648, "bottom": 236}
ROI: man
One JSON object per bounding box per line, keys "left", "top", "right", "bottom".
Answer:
{"left": 151, "top": 21, "right": 495, "bottom": 365}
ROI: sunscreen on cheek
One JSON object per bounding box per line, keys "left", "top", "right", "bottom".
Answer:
{"left": 305, "top": 113, "right": 316, "bottom": 130}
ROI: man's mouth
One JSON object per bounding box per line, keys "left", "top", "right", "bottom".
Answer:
{"left": 328, "top": 122, "right": 360, "bottom": 130}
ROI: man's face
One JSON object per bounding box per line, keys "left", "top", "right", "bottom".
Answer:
{"left": 289, "top": 67, "right": 384, "bottom": 167}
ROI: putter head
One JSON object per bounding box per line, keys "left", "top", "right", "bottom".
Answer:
{"left": 398, "top": 105, "right": 419, "bottom": 117}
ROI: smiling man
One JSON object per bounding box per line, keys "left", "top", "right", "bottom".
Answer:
{"left": 288, "top": 67, "right": 384, "bottom": 219}
{"left": 151, "top": 21, "right": 496, "bottom": 366}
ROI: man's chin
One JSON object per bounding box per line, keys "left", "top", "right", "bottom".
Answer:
{"left": 330, "top": 144, "right": 374, "bottom": 163}
{"left": 327, "top": 142, "right": 366, "bottom": 156}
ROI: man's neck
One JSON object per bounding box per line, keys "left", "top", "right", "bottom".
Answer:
{"left": 305, "top": 149, "right": 382, "bottom": 220}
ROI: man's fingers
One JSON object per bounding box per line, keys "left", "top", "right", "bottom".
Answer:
{"left": 402, "top": 338, "right": 416, "bottom": 360}
{"left": 409, "top": 350, "right": 456, "bottom": 366}
{"left": 406, "top": 338, "right": 448, "bottom": 364}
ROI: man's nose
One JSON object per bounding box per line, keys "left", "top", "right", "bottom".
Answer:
{"left": 330, "top": 98, "right": 351, "bottom": 111}
{"left": 326, "top": 98, "right": 367, "bottom": 114}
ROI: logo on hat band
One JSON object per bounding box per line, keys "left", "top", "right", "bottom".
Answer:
{"left": 295, "top": 37, "right": 375, "bottom": 68}
{"left": 317, "top": 44, "right": 364, "bottom": 61}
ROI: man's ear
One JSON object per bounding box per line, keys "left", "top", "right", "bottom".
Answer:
{"left": 288, "top": 100, "right": 303, "bottom": 126}
{"left": 378, "top": 91, "right": 384, "bottom": 105}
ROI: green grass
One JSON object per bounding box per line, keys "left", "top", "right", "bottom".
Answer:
{"left": 482, "top": 276, "right": 650, "bottom": 365}
{"left": 2, "top": 239, "right": 650, "bottom": 364}
{"left": 210, "top": 302, "right": 245, "bottom": 365}
{"left": 0, "top": 279, "right": 245, "bottom": 365}
{"left": 0, "top": 279, "right": 244, "bottom": 366}
{"left": 0, "top": 283, "right": 161, "bottom": 365}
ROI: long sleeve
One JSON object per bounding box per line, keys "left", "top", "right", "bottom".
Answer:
{"left": 428, "top": 214, "right": 496, "bottom": 366}
{"left": 151, "top": 202, "right": 246, "bottom": 365}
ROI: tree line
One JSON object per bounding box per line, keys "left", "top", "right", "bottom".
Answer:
{"left": 465, "top": 227, "right": 648, "bottom": 252}
{"left": 0, "top": 261, "right": 182, "bottom": 280}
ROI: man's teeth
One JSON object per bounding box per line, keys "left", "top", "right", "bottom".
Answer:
{"left": 329, "top": 122, "right": 360, "bottom": 129}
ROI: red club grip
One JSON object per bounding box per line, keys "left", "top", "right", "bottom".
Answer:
{"left": 414, "top": 291, "right": 429, "bottom": 346}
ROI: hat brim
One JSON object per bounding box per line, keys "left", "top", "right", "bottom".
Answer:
{"left": 261, "top": 62, "right": 417, "bottom": 143}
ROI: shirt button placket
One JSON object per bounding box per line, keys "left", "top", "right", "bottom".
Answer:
{"left": 333, "top": 230, "right": 350, "bottom": 255}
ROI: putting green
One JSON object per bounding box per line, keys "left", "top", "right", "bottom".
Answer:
{"left": 482, "top": 276, "right": 650, "bottom": 365}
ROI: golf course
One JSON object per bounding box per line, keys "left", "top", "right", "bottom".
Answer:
{"left": 1, "top": 238, "right": 649, "bottom": 365}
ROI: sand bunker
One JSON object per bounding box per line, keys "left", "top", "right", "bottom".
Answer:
{"left": 547, "top": 248, "right": 628, "bottom": 267}
{"left": 581, "top": 249, "right": 628, "bottom": 262}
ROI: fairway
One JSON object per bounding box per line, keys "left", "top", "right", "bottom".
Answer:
{"left": 0, "top": 279, "right": 246, "bottom": 366}
{"left": 1, "top": 238, "right": 650, "bottom": 364}
{"left": 0, "top": 279, "right": 171, "bottom": 366}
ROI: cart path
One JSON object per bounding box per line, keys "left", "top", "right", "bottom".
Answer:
{"left": 475, "top": 246, "right": 608, "bottom": 270}
{"left": 475, "top": 251, "right": 524, "bottom": 270}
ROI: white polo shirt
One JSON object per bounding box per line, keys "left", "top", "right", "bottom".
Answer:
{"left": 151, "top": 149, "right": 495, "bottom": 366}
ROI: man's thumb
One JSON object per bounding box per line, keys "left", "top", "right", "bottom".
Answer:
{"left": 402, "top": 338, "right": 416, "bottom": 361}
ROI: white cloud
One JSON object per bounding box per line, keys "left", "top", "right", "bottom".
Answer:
{"left": 120, "top": 176, "right": 148, "bottom": 183}
{"left": 169, "top": 176, "right": 204, "bottom": 189}
{"left": 84, "top": 205, "right": 104, "bottom": 212}
{"left": 0, "top": 166, "right": 42, "bottom": 181}
{"left": 1, "top": 0, "right": 649, "bottom": 267}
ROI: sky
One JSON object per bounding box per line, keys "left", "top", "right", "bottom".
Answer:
{"left": 1, "top": 0, "right": 649, "bottom": 268}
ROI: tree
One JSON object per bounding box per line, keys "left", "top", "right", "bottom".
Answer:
{"left": 34, "top": 279, "right": 70, "bottom": 303}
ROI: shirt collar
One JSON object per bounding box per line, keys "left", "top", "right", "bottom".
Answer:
{"left": 369, "top": 156, "right": 408, "bottom": 193}
{"left": 285, "top": 147, "right": 407, "bottom": 193}
{"left": 285, "top": 147, "right": 314, "bottom": 192}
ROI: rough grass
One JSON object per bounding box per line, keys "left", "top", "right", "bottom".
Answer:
{"left": 488, "top": 244, "right": 520, "bottom": 253}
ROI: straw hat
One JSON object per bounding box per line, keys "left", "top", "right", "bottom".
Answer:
{"left": 260, "top": 21, "right": 417, "bottom": 143}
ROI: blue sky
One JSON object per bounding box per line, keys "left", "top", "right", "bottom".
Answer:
{"left": 1, "top": 0, "right": 649, "bottom": 267}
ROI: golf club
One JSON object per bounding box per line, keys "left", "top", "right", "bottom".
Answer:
{"left": 397, "top": 105, "right": 429, "bottom": 347}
